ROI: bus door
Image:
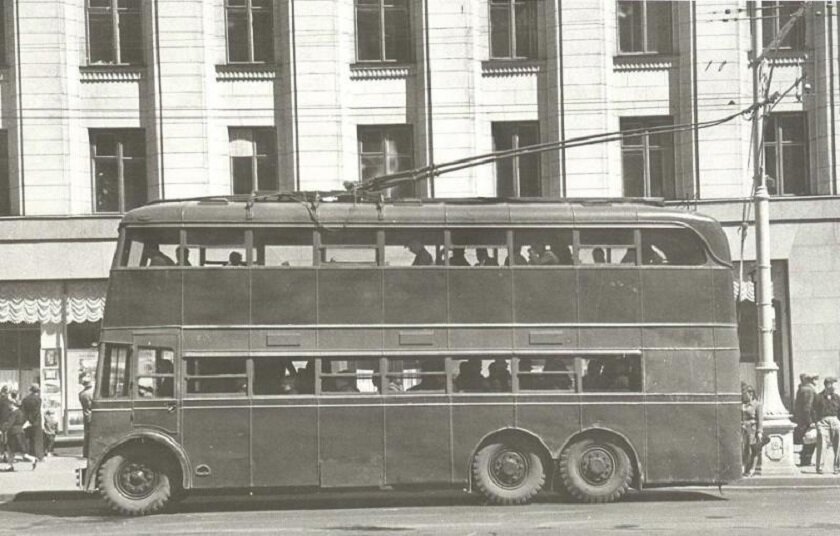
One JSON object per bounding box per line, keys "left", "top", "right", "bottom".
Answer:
{"left": 131, "top": 332, "right": 179, "bottom": 436}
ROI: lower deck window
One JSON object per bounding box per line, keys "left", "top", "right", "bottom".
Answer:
{"left": 185, "top": 356, "right": 248, "bottom": 395}
{"left": 516, "top": 354, "right": 641, "bottom": 393}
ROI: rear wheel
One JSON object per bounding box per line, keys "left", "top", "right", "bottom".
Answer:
{"left": 98, "top": 449, "right": 173, "bottom": 516}
{"left": 558, "top": 436, "right": 632, "bottom": 503}
{"left": 472, "top": 439, "right": 545, "bottom": 505}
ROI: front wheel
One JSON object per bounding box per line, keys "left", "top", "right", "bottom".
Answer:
{"left": 472, "top": 439, "right": 545, "bottom": 505}
{"left": 98, "top": 449, "right": 173, "bottom": 516}
{"left": 558, "top": 436, "right": 633, "bottom": 503}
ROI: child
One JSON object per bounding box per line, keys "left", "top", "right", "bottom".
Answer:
{"left": 43, "top": 409, "right": 58, "bottom": 456}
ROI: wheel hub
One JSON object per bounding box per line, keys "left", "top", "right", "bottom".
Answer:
{"left": 118, "top": 462, "right": 157, "bottom": 498}
{"left": 491, "top": 450, "right": 527, "bottom": 488}
{"left": 579, "top": 447, "right": 615, "bottom": 486}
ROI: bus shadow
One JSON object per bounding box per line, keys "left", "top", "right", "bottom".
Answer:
{"left": 0, "top": 488, "right": 725, "bottom": 518}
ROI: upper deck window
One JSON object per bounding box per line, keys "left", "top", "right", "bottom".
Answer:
{"left": 318, "top": 229, "right": 378, "bottom": 266}
{"left": 185, "top": 356, "right": 248, "bottom": 395}
{"left": 640, "top": 228, "right": 707, "bottom": 266}
{"left": 254, "top": 229, "right": 313, "bottom": 267}
{"left": 450, "top": 229, "right": 505, "bottom": 267}
{"left": 384, "top": 229, "right": 444, "bottom": 266}
{"left": 185, "top": 228, "right": 249, "bottom": 267}
{"left": 120, "top": 228, "right": 179, "bottom": 267}
{"left": 512, "top": 229, "right": 573, "bottom": 266}
{"left": 578, "top": 229, "right": 636, "bottom": 265}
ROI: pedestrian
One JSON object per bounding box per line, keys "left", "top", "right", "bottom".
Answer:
{"left": 1, "top": 405, "right": 38, "bottom": 471}
{"left": 21, "top": 383, "right": 44, "bottom": 461}
{"left": 741, "top": 383, "right": 763, "bottom": 477}
{"left": 793, "top": 373, "right": 818, "bottom": 466}
{"left": 813, "top": 376, "right": 840, "bottom": 474}
{"left": 79, "top": 376, "right": 94, "bottom": 458}
{"left": 0, "top": 385, "right": 15, "bottom": 467}
{"left": 43, "top": 409, "right": 58, "bottom": 456}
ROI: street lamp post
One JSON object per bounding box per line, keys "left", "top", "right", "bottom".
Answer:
{"left": 749, "top": 2, "right": 798, "bottom": 475}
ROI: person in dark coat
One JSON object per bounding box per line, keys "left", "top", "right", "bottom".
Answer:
{"left": 79, "top": 377, "right": 94, "bottom": 458}
{"left": 793, "top": 373, "right": 818, "bottom": 466}
{"left": 813, "top": 377, "right": 840, "bottom": 474}
{"left": 0, "top": 385, "right": 15, "bottom": 467}
{"left": 21, "top": 383, "right": 44, "bottom": 461}
{"left": 2, "top": 406, "right": 37, "bottom": 471}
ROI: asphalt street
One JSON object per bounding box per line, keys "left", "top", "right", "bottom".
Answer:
{"left": 0, "top": 487, "right": 837, "bottom": 535}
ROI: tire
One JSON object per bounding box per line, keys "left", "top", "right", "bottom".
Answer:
{"left": 98, "top": 449, "right": 173, "bottom": 516}
{"left": 558, "top": 436, "right": 633, "bottom": 503}
{"left": 472, "top": 438, "right": 546, "bottom": 505}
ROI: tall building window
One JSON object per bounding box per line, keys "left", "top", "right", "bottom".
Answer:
{"left": 0, "top": 131, "right": 9, "bottom": 216}
{"left": 489, "top": 0, "right": 538, "bottom": 60}
{"left": 91, "top": 130, "right": 147, "bottom": 213}
{"left": 226, "top": 0, "right": 274, "bottom": 63}
{"left": 762, "top": 1, "right": 805, "bottom": 50}
{"left": 617, "top": 0, "right": 673, "bottom": 54}
{"left": 764, "top": 113, "right": 809, "bottom": 196}
{"left": 358, "top": 125, "right": 414, "bottom": 197}
{"left": 355, "top": 0, "right": 411, "bottom": 62}
{"left": 493, "top": 122, "right": 541, "bottom": 197}
{"left": 229, "top": 128, "right": 278, "bottom": 194}
{"left": 620, "top": 117, "right": 675, "bottom": 199}
{"left": 87, "top": 0, "right": 143, "bottom": 65}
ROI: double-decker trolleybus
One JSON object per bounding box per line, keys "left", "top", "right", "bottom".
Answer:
{"left": 78, "top": 194, "right": 742, "bottom": 515}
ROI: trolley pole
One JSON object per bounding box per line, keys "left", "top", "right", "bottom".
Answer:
{"left": 748, "top": 2, "right": 798, "bottom": 475}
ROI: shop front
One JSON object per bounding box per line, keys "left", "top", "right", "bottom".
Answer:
{"left": 0, "top": 280, "right": 107, "bottom": 439}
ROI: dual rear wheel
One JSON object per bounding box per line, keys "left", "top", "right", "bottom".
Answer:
{"left": 472, "top": 435, "right": 633, "bottom": 505}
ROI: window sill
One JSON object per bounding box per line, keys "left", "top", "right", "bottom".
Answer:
{"left": 80, "top": 65, "right": 145, "bottom": 82}
{"left": 215, "top": 63, "right": 277, "bottom": 81}
{"left": 349, "top": 62, "right": 415, "bottom": 80}
{"left": 613, "top": 54, "right": 676, "bottom": 72}
{"left": 481, "top": 60, "right": 542, "bottom": 77}
{"left": 765, "top": 49, "right": 809, "bottom": 67}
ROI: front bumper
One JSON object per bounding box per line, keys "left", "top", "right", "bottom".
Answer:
{"left": 76, "top": 466, "right": 89, "bottom": 491}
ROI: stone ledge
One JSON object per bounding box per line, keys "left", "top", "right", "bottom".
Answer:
{"left": 613, "top": 54, "right": 676, "bottom": 72}
{"left": 80, "top": 65, "right": 145, "bottom": 82}
{"left": 481, "top": 60, "right": 542, "bottom": 77}
{"left": 349, "top": 63, "right": 414, "bottom": 80}
{"left": 215, "top": 64, "right": 277, "bottom": 81}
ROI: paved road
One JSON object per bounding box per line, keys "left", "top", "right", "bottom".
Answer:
{"left": 0, "top": 488, "right": 836, "bottom": 535}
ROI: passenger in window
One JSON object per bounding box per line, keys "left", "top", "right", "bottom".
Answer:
{"left": 528, "top": 243, "right": 559, "bottom": 265}
{"left": 226, "top": 252, "right": 245, "bottom": 266}
{"left": 593, "top": 247, "right": 606, "bottom": 264}
{"left": 146, "top": 244, "right": 175, "bottom": 266}
{"left": 158, "top": 359, "right": 174, "bottom": 397}
{"left": 295, "top": 361, "right": 315, "bottom": 394}
{"left": 475, "top": 248, "right": 499, "bottom": 267}
{"left": 449, "top": 248, "right": 470, "bottom": 266}
{"left": 406, "top": 239, "right": 433, "bottom": 266}
{"left": 488, "top": 359, "right": 511, "bottom": 391}
{"left": 455, "top": 359, "right": 487, "bottom": 392}
{"left": 373, "top": 375, "right": 403, "bottom": 394}
{"left": 583, "top": 358, "right": 606, "bottom": 391}
{"left": 642, "top": 244, "right": 666, "bottom": 265}
{"left": 620, "top": 250, "right": 637, "bottom": 264}
{"left": 176, "top": 246, "right": 192, "bottom": 266}
{"left": 551, "top": 243, "right": 573, "bottom": 265}
{"left": 504, "top": 247, "right": 528, "bottom": 266}
{"left": 545, "top": 359, "right": 574, "bottom": 390}
{"left": 408, "top": 360, "right": 445, "bottom": 391}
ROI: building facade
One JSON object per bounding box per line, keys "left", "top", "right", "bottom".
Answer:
{"left": 0, "top": 0, "right": 839, "bottom": 434}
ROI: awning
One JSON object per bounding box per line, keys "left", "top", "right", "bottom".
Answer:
{"left": 0, "top": 281, "right": 107, "bottom": 324}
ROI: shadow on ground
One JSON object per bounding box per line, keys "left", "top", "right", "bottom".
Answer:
{"left": 0, "top": 486, "right": 727, "bottom": 519}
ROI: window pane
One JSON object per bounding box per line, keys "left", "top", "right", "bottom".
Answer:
{"left": 256, "top": 155, "right": 278, "bottom": 191}
{"left": 94, "top": 159, "right": 119, "bottom": 212}
{"left": 765, "top": 145, "right": 778, "bottom": 195}
{"left": 518, "top": 356, "right": 575, "bottom": 391}
{"left": 253, "top": 7, "right": 275, "bottom": 62}
{"left": 89, "top": 13, "right": 115, "bottom": 63}
{"left": 452, "top": 358, "right": 511, "bottom": 393}
{"left": 490, "top": 4, "right": 511, "bottom": 58}
{"left": 252, "top": 357, "right": 309, "bottom": 395}
{"left": 581, "top": 355, "right": 641, "bottom": 392}
{"left": 118, "top": 11, "right": 143, "bottom": 64}
{"left": 622, "top": 151, "right": 645, "bottom": 197}
{"left": 254, "top": 229, "right": 313, "bottom": 267}
{"left": 778, "top": 114, "right": 804, "bottom": 142}
{"left": 186, "top": 228, "right": 247, "bottom": 266}
{"left": 123, "top": 159, "right": 147, "bottom": 211}
{"left": 388, "top": 358, "right": 445, "bottom": 393}
{"left": 320, "top": 358, "right": 379, "bottom": 394}
{"left": 232, "top": 157, "right": 254, "bottom": 194}
{"left": 514, "top": 229, "right": 573, "bottom": 266}
{"left": 361, "top": 155, "right": 385, "bottom": 181}
{"left": 646, "top": 1, "right": 672, "bottom": 53}
{"left": 617, "top": 0, "right": 642, "bottom": 53}
{"left": 384, "top": 229, "right": 444, "bottom": 266}
{"left": 100, "top": 345, "right": 130, "bottom": 398}
{"left": 227, "top": 9, "right": 250, "bottom": 62}
{"left": 384, "top": 5, "right": 410, "bottom": 61}
{"left": 641, "top": 228, "right": 707, "bottom": 266}
{"left": 120, "top": 228, "right": 179, "bottom": 267}
{"left": 356, "top": 6, "right": 381, "bottom": 61}
{"left": 782, "top": 145, "right": 808, "bottom": 195}
{"left": 449, "top": 229, "right": 504, "bottom": 266}
{"left": 518, "top": 153, "right": 541, "bottom": 196}
{"left": 514, "top": 1, "right": 537, "bottom": 58}
{"left": 121, "top": 130, "right": 146, "bottom": 157}
{"left": 94, "top": 133, "right": 118, "bottom": 157}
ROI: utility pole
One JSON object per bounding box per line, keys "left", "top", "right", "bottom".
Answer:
{"left": 748, "top": 1, "right": 803, "bottom": 475}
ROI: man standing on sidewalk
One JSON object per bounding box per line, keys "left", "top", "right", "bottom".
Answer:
{"left": 794, "top": 373, "right": 819, "bottom": 466}
{"left": 21, "top": 384, "right": 44, "bottom": 462}
{"left": 813, "top": 377, "right": 840, "bottom": 474}
{"left": 79, "top": 377, "right": 93, "bottom": 458}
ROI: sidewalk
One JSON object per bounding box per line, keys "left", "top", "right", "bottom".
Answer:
{"left": 0, "top": 455, "right": 85, "bottom": 503}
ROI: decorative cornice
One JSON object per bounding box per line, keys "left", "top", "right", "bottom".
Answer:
{"left": 613, "top": 54, "right": 676, "bottom": 72}
{"left": 481, "top": 60, "right": 542, "bottom": 77}
{"left": 215, "top": 63, "right": 277, "bottom": 81}
{"left": 80, "top": 65, "right": 145, "bottom": 82}
{"left": 349, "top": 63, "right": 414, "bottom": 80}
{"left": 767, "top": 51, "right": 808, "bottom": 67}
